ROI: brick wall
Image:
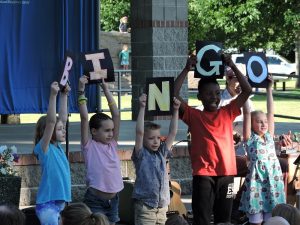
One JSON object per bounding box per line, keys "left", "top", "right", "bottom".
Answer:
{"left": 15, "top": 146, "right": 192, "bottom": 206}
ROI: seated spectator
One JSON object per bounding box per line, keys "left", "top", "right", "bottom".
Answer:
{"left": 60, "top": 202, "right": 110, "bottom": 225}
{"left": 272, "top": 203, "right": 300, "bottom": 225}
{"left": 0, "top": 203, "right": 26, "bottom": 225}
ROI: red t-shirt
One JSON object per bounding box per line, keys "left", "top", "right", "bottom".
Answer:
{"left": 182, "top": 101, "right": 240, "bottom": 176}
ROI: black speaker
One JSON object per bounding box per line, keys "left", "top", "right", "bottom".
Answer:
{"left": 119, "top": 179, "right": 135, "bottom": 225}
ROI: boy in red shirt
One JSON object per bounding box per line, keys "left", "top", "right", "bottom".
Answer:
{"left": 174, "top": 54, "right": 252, "bottom": 225}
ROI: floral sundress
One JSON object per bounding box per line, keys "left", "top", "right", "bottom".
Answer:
{"left": 239, "top": 131, "right": 286, "bottom": 214}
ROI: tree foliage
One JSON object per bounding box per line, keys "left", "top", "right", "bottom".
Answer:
{"left": 188, "top": 0, "right": 300, "bottom": 58}
{"left": 100, "top": 0, "right": 299, "bottom": 58}
{"left": 100, "top": 0, "right": 130, "bottom": 32}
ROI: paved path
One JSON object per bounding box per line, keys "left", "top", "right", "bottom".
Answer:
{"left": 0, "top": 120, "right": 299, "bottom": 154}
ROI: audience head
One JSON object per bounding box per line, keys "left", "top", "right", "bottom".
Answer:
{"left": 265, "top": 216, "right": 290, "bottom": 225}
{"left": 0, "top": 203, "right": 25, "bottom": 225}
{"left": 272, "top": 204, "right": 300, "bottom": 225}
{"left": 60, "top": 202, "right": 109, "bottom": 225}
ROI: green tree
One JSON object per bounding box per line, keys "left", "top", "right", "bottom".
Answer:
{"left": 188, "top": 0, "right": 300, "bottom": 57}
{"left": 100, "top": 0, "right": 130, "bottom": 32}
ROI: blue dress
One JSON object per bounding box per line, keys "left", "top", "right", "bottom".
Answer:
{"left": 239, "top": 132, "right": 286, "bottom": 214}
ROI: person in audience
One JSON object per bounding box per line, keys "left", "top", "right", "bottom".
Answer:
{"left": 272, "top": 203, "right": 300, "bottom": 225}
{"left": 78, "top": 76, "right": 123, "bottom": 225}
{"left": 174, "top": 53, "right": 252, "bottom": 225}
{"left": 132, "top": 94, "right": 180, "bottom": 225}
{"left": 60, "top": 202, "right": 110, "bottom": 225}
{"left": 33, "top": 82, "right": 71, "bottom": 225}
{"left": 265, "top": 216, "right": 290, "bottom": 225}
{"left": 0, "top": 203, "right": 26, "bottom": 225}
{"left": 239, "top": 76, "right": 286, "bottom": 225}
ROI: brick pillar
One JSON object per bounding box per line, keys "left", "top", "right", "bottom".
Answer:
{"left": 130, "top": 0, "right": 188, "bottom": 120}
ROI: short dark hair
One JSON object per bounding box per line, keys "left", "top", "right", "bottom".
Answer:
{"left": 0, "top": 204, "right": 26, "bottom": 225}
{"left": 60, "top": 202, "right": 110, "bottom": 225}
{"left": 197, "top": 78, "right": 219, "bottom": 94}
{"left": 89, "top": 112, "right": 112, "bottom": 130}
{"left": 144, "top": 121, "right": 161, "bottom": 132}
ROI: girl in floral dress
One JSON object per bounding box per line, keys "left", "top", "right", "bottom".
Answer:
{"left": 239, "top": 77, "right": 286, "bottom": 225}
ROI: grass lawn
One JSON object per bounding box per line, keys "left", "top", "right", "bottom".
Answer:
{"left": 20, "top": 80, "right": 300, "bottom": 124}
{"left": 188, "top": 79, "right": 300, "bottom": 123}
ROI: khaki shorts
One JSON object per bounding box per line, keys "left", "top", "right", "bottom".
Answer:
{"left": 134, "top": 200, "right": 168, "bottom": 225}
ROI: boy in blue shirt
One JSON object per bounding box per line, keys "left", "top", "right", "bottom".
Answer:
{"left": 132, "top": 93, "right": 181, "bottom": 225}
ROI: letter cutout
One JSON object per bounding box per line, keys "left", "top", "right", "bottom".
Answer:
{"left": 196, "top": 45, "right": 222, "bottom": 76}
{"left": 85, "top": 53, "right": 107, "bottom": 80}
{"left": 194, "top": 41, "right": 224, "bottom": 79}
{"left": 244, "top": 52, "right": 269, "bottom": 88}
{"left": 81, "top": 49, "right": 115, "bottom": 83}
{"left": 146, "top": 77, "right": 174, "bottom": 116}
{"left": 60, "top": 56, "right": 73, "bottom": 87}
{"left": 148, "top": 81, "right": 170, "bottom": 111}
{"left": 247, "top": 56, "right": 268, "bottom": 83}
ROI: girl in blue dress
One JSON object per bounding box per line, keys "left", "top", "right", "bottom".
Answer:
{"left": 239, "top": 77, "right": 286, "bottom": 225}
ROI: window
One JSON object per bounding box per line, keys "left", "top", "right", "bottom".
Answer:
{"left": 236, "top": 57, "right": 245, "bottom": 64}
{"left": 267, "top": 56, "right": 281, "bottom": 65}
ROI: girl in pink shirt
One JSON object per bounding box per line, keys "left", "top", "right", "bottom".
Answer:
{"left": 78, "top": 76, "right": 123, "bottom": 225}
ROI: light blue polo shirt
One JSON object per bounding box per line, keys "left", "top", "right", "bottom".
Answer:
{"left": 34, "top": 141, "right": 71, "bottom": 204}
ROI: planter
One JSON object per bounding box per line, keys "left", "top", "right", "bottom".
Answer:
{"left": 0, "top": 176, "right": 21, "bottom": 206}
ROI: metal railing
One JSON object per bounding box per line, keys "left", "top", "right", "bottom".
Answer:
{"left": 99, "top": 69, "right": 132, "bottom": 113}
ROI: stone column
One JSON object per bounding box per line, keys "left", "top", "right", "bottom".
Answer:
{"left": 130, "top": 0, "right": 188, "bottom": 120}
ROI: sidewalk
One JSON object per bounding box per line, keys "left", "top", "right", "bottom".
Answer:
{"left": 0, "top": 120, "right": 299, "bottom": 154}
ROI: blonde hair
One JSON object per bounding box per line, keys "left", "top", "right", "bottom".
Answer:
{"left": 272, "top": 203, "right": 300, "bottom": 225}
{"left": 60, "top": 202, "right": 110, "bottom": 225}
{"left": 120, "top": 16, "right": 128, "bottom": 23}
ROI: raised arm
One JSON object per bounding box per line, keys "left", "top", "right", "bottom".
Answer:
{"left": 134, "top": 94, "right": 147, "bottom": 153}
{"left": 78, "top": 75, "right": 89, "bottom": 146}
{"left": 174, "top": 55, "right": 197, "bottom": 114}
{"left": 224, "top": 54, "right": 252, "bottom": 108}
{"left": 101, "top": 78, "right": 120, "bottom": 141}
{"left": 165, "top": 97, "right": 181, "bottom": 150}
{"left": 41, "top": 82, "right": 60, "bottom": 152}
{"left": 242, "top": 100, "right": 252, "bottom": 141}
{"left": 58, "top": 84, "right": 71, "bottom": 126}
{"left": 266, "top": 76, "right": 274, "bottom": 137}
